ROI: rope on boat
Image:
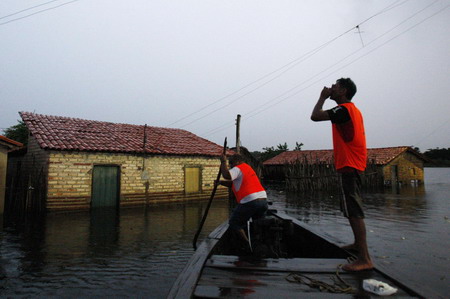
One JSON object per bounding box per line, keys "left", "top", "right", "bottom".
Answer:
{"left": 285, "top": 264, "right": 355, "bottom": 294}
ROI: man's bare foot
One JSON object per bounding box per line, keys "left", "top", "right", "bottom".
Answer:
{"left": 342, "top": 259, "right": 374, "bottom": 272}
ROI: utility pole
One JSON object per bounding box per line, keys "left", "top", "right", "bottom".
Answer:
{"left": 235, "top": 114, "right": 241, "bottom": 154}
{"left": 142, "top": 124, "right": 150, "bottom": 206}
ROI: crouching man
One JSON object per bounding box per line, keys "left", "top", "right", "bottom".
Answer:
{"left": 216, "top": 153, "right": 268, "bottom": 244}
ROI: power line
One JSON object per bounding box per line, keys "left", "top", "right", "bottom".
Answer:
{"left": 244, "top": 2, "right": 449, "bottom": 120}
{"left": 167, "top": 0, "right": 409, "bottom": 128}
{"left": 414, "top": 118, "right": 450, "bottom": 148}
{"left": 0, "top": 0, "right": 65, "bottom": 20}
{"left": 357, "top": 0, "right": 411, "bottom": 27}
{"left": 243, "top": 0, "right": 442, "bottom": 118}
{"left": 201, "top": 2, "right": 448, "bottom": 138}
{"left": 167, "top": 28, "right": 352, "bottom": 128}
{"left": 0, "top": 0, "right": 80, "bottom": 26}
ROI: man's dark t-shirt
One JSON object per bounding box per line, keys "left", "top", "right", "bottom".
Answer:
{"left": 327, "top": 105, "right": 354, "bottom": 142}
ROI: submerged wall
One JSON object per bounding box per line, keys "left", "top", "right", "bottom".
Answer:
{"left": 46, "top": 151, "right": 227, "bottom": 210}
{"left": 383, "top": 152, "right": 425, "bottom": 185}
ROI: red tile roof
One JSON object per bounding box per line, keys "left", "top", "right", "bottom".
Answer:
{"left": 0, "top": 135, "right": 23, "bottom": 148}
{"left": 263, "top": 146, "right": 426, "bottom": 166}
{"left": 20, "top": 112, "right": 225, "bottom": 157}
{"left": 263, "top": 150, "right": 334, "bottom": 165}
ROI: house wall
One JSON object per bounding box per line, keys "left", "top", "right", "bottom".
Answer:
{"left": 382, "top": 152, "right": 424, "bottom": 185}
{"left": 4, "top": 136, "right": 49, "bottom": 215}
{"left": 26, "top": 135, "right": 50, "bottom": 170}
{"left": 46, "top": 151, "right": 227, "bottom": 210}
{"left": 0, "top": 146, "right": 8, "bottom": 214}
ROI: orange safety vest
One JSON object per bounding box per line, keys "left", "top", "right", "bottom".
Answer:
{"left": 232, "top": 163, "right": 265, "bottom": 203}
{"left": 332, "top": 102, "right": 367, "bottom": 172}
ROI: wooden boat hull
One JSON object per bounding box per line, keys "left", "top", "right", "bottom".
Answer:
{"left": 168, "top": 210, "right": 425, "bottom": 298}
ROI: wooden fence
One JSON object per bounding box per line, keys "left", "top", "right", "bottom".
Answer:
{"left": 5, "top": 158, "right": 47, "bottom": 220}
{"left": 284, "top": 158, "right": 383, "bottom": 193}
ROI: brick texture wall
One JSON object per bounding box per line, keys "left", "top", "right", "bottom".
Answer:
{"left": 46, "top": 151, "right": 227, "bottom": 210}
{"left": 382, "top": 152, "right": 424, "bottom": 185}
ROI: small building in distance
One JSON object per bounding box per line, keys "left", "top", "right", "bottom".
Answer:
{"left": 7, "top": 112, "right": 228, "bottom": 212}
{"left": 263, "top": 146, "right": 428, "bottom": 186}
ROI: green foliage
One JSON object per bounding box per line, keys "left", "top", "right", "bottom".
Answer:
{"left": 253, "top": 142, "right": 303, "bottom": 162}
{"left": 294, "top": 142, "right": 304, "bottom": 151}
{"left": 424, "top": 147, "right": 450, "bottom": 159}
{"left": 3, "top": 120, "right": 28, "bottom": 145}
{"left": 423, "top": 147, "right": 450, "bottom": 166}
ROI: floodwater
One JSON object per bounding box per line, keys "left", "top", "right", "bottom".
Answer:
{"left": 0, "top": 168, "right": 449, "bottom": 298}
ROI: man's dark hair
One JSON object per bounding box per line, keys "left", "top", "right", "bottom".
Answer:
{"left": 229, "top": 154, "right": 244, "bottom": 165}
{"left": 337, "top": 78, "right": 357, "bottom": 100}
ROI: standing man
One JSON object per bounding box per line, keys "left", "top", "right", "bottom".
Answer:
{"left": 216, "top": 153, "right": 268, "bottom": 244}
{"left": 311, "top": 78, "right": 373, "bottom": 271}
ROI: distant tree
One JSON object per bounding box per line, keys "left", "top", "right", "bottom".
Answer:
{"left": 276, "top": 142, "right": 288, "bottom": 151}
{"left": 250, "top": 150, "right": 263, "bottom": 161}
{"left": 260, "top": 142, "right": 289, "bottom": 162}
{"left": 252, "top": 142, "right": 305, "bottom": 161}
{"left": 294, "top": 142, "right": 304, "bottom": 151}
{"left": 424, "top": 147, "right": 450, "bottom": 159}
{"left": 3, "top": 120, "right": 28, "bottom": 145}
{"left": 423, "top": 147, "right": 450, "bottom": 166}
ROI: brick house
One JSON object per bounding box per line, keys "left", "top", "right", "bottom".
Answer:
{"left": 9, "top": 112, "right": 228, "bottom": 212}
{"left": 263, "top": 147, "right": 427, "bottom": 186}
{"left": 0, "top": 135, "right": 23, "bottom": 214}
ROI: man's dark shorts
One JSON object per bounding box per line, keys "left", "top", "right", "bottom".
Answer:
{"left": 340, "top": 171, "right": 365, "bottom": 218}
{"left": 229, "top": 199, "right": 268, "bottom": 231}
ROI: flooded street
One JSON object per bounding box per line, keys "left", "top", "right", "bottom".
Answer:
{"left": 0, "top": 202, "right": 230, "bottom": 298}
{"left": 1, "top": 168, "right": 449, "bottom": 298}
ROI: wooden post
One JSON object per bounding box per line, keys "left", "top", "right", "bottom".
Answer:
{"left": 143, "top": 124, "right": 149, "bottom": 206}
{"left": 143, "top": 124, "right": 147, "bottom": 169}
{"left": 235, "top": 114, "right": 241, "bottom": 154}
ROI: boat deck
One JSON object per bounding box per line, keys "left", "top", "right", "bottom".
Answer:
{"left": 168, "top": 211, "right": 424, "bottom": 298}
{"left": 194, "top": 255, "right": 413, "bottom": 298}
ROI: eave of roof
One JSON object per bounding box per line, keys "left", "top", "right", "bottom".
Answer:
{"left": 0, "top": 135, "right": 24, "bottom": 148}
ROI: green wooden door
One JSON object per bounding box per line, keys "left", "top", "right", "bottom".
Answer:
{"left": 92, "top": 165, "right": 120, "bottom": 208}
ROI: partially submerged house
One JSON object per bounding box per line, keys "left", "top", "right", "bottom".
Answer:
{"left": 0, "top": 135, "right": 23, "bottom": 214}
{"left": 8, "top": 112, "right": 228, "bottom": 212}
{"left": 263, "top": 147, "right": 427, "bottom": 186}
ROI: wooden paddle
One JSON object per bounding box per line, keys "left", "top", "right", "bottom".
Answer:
{"left": 193, "top": 137, "right": 227, "bottom": 250}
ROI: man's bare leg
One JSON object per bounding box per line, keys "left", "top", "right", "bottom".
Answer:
{"left": 342, "top": 217, "right": 374, "bottom": 271}
{"left": 238, "top": 228, "right": 249, "bottom": 243}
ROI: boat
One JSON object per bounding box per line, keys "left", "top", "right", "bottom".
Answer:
{"left": 168, "top": 209, "right": 426, "bottom": 298}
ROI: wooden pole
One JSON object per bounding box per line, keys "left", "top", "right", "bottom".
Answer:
{"left": 193, "top": 137, "right": 227, "bottom": 250}
{"left": 143, "top": 124, "right": 149, "bottom": 206}
{"left": 143, "top": 124, "right": 147, "bottom": 169}
{"left": 236, "top": 114, "right": 241, "bottom": 154}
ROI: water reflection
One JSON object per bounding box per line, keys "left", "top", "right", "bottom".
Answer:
{"left": 267, "top": 169, "right": 450, "bottom": 298}
{"left": 270, "top": 184, "right": 429, "bottom": 225}
{"left": 0, "top": 168, "right": 448, "bottom": 298}
{"left": 0, "top": 200, "right": 230, "bottom": 298}
{"left": 89, "top": 208, "right": 120, "bottom": 252}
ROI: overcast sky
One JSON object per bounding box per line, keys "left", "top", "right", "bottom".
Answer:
{"left": 1, "top": 0, "right": 449, "bottom": 152}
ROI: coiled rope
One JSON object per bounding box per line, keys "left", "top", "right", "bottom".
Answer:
{"left": 286, "top": 263, "right": 355, "bottom": 294}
